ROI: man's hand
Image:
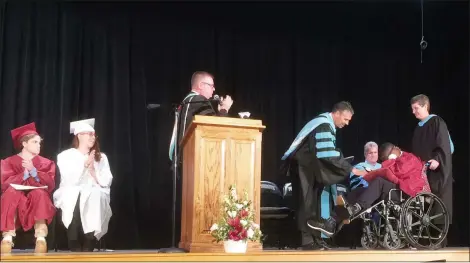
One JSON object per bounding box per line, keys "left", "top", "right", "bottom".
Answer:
{"left": 428, "top": 159, "right": 440, "bottom": 170}
{"left": 21, "top": 159, "right": 35, "bottom": 171}
{"left": 218, "top": 95, "right": 233, "bottom": 112}
{"left": 85, "top": 150, "right": 96, "bottom": 168}
{"left": 352, "top": 168, "right": 368, "bottom": 177}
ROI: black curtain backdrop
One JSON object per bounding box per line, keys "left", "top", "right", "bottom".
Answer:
{"left": 0, "top": 1, "right": 468, "bottom": 249}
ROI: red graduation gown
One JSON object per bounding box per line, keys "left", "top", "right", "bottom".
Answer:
{"left": 0, "top": 155, "right": 56, "bottom": 232}
{"left": 362, "top": 151, "right": 431, "bottom": 197}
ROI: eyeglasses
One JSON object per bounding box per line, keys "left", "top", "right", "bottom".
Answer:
{"left": 202, "top": 82, "right": 215, "bottom": 89}
{"left": 80, "top": 132, "right": 97, "bottom": 137}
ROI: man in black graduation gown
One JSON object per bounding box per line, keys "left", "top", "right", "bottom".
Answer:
{"left": 281, "top": 101, "right": 367, "bottom": 249}
{"left": 410, "top": 94, "right": 453, "bottom": 247}
{"left": 168, "top": 71, "right": 233, "bottom": 246}
{"left": 169, "top": 71, "right": 233, "bottom": 161}
{"left": 174, "top": 71, "right": 233, "bottom": 147}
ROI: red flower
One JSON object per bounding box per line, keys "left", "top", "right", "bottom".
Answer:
{"left": 228, "top": 230, "right": 241, "bottom": 241}
{"left": 240, "top": 210, "right": 249, "bottom": 218}
{"left": 240, "top": 229, "right": 247, "bottom": 239}
{"left": 235, "top": 223, "right": 243, "bottom": 232}
{"left": 227, "top": 217, "right": 240, "bottom": 227}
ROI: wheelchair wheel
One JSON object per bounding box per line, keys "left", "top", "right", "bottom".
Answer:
{"left": 400, "top": 192, "right": 449, "bottom": 250}
{"left": 381, "top": 218, "right": 402, "bottom": 250}
{"left": 360, "top": 221, "right": 379, "bottom": 249}
{"left": 361, "top": 232, "right": 379, "bottom": 249}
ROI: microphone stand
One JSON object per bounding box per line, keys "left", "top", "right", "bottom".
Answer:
{"left": 159, "top": 103, "right": 187, "bottom": 253}
{"left": 158, "top": 98, "right": 218, "bottom": 254}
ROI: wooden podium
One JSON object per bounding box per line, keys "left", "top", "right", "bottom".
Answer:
{"left": 178, "top": 115, "right": 266, "bottom": 253}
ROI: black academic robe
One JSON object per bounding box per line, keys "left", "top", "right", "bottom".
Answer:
{"left": 172, "top": 92, "right": 228, "bottom": 245}
{"left": 283, "top": 122, "right": 352, "bottom": 238}
{"left": 412, "top": 115, "right": 453, "bottom": 223}
{"left": 177, "top": 92, "right": 228, "bottom": 144}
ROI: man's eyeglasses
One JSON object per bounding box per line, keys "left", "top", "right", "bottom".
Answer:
{"left": 202, "top": 82, "right": 215, "bottom": 89}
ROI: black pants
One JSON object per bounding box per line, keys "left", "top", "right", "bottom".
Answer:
{"left": 346, "top": 177, "right": 399, "bottom": 209}
{"left": 67, "top": 194, "right": 96, "bottom": 252}
{"left": 292, "top": 172, "right": 322, "bottom": 224}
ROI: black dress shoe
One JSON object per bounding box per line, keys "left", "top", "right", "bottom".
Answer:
{"left": 68, "top": 240, "right": 82, "bottom": 252}
{"left": 314, "top": 237, "right": 334, "bottom": 250}
{"left": 300, "top": 242, "right": 321, "bottom": 250}
{"left": 82, "top": 233, "right": 96, "bottom": 252}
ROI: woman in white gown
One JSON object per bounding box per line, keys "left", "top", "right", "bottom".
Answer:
{"left": 53, "top": 118, "right": 112, "bottom": 252}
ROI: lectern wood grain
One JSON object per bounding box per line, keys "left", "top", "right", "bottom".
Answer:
{"left": 179, "top": 115, "right": 265, "bottom": 252}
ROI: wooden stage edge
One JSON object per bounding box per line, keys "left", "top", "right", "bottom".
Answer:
{"left": 1, "top": 248, "right": 469, "bottom": 262}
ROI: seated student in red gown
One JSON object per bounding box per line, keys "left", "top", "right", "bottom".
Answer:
{"left": 362, "top": 142, "right": 431, "bottom": 196}
{"left": 0, "top": 123, "right": 56, "bottom": 254}
{"left": 336, "top": 142, "right": 431, "bottom": 220}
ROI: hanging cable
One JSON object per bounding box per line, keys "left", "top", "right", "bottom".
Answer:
{"left": 420, "top": 0, "right": 428, "bottom": 63}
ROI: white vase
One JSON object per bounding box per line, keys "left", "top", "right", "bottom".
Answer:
{"left": 223, "top": 240, "right": 247, "bottom": 253}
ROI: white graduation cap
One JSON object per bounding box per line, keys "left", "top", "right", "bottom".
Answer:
{"left": 70, "top": 118, "right": 95, "bottom": 135}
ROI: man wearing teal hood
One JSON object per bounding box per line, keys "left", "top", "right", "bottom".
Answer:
{"left": 281, "top": 101, "right": 367, "bottom": 249}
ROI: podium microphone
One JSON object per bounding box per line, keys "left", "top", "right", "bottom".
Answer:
{"left": 147, "top": 104, "right": 161, "bottom": 110}
{"left": 213, "top": 94, "right": 222, "bottom": 104}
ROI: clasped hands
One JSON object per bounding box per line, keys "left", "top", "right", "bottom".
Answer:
{"left": 22, "top": 159, "right": 37, "bottom": 180}
{"left": 84, "top": 150, "right": 106, "bottom": 187}
{"left": 217, "top": 95, "right": 234, "bottom": 112}
{"left": 84, "top": 150, "right": 98, "bottom": 183}
{"left": 21, "top": 159, "right": 35, "bottom": 171}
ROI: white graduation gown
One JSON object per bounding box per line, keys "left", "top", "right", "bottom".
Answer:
{"left": 53, "top": 148, "right": 113, "bottom": 240}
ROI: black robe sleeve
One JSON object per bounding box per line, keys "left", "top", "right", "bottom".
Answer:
{"left": 312, "top": 123, "right": 353, "bottom": 177}
{"left": 431, "top": 118, "right": 452, "bottom": 166}
{"left": 190, "top": 95, "right": 228, "bottom": 117}
{"left": 178, "top": 94, "right": 227, "bottom": 143}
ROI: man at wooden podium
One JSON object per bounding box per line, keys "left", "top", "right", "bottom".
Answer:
{"left": 170, "top": 71, "right": 234, "bottom": 156}
{"left": 168, "top": 71, "right": 234, "bottom": 248}
{"left": 281, "top": 101, "right": 367, "bottom": 250}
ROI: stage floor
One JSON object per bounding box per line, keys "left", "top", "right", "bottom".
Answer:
{"left": 1, "top": 248, "right": 469, "bottom": 262}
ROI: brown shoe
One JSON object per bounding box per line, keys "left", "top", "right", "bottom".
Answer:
{"left": 335, "top": 195, "right": 351, "bottom": 224}
{"left": 34, "top": 239, "right": 47, "bottom": 254}
{"left": 336, "top": 195, "right": 347, "bottom": 207}
{"left": 1, "top": 240, "right": 13, "bottom": 254}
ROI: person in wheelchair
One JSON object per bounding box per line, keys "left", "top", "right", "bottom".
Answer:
{"left": 349, "top": 141, "right": 382, "bottom": 191}
{"left": 335, "top": 142, "right": 431, "bottom": 222}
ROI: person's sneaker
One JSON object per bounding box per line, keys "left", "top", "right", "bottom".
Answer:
{"left": 335, "top": 195, "right": 362, "bottom": 224}
{"left": 336, "top": 195, "right": 353, "bottom": 223}
{"left": 342, "top": 203, "right": 362, "bottom": 224}
{"left": 306, "top": 218, "right": 336, "bottom": 237}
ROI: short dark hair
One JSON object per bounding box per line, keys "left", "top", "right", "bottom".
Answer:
{"left": 332, "top": 101, "right": 354, "bottom": 115}
{"left": 379, "top": 142, "right": 395, "bottom": 162}
{"left": 410, "top": 94, "right": 430, "bottom": 111}
{"left": 17, "top": 134, "right": 41, "bottom": 151}
{"left": 191, "top": 71, "right": 214, "bottom": 87}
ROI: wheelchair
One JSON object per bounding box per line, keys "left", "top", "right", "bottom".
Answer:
{"left": 341, "top": 163, "right": 450, "bottom": 250}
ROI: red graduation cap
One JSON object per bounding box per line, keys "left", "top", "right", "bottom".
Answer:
{"left": 10, "top": 122, "right": 38, "bottom": 149}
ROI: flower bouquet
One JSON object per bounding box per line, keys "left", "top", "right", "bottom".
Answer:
{"left": 209, "top": 185, "right": 262, "bottom": 253}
